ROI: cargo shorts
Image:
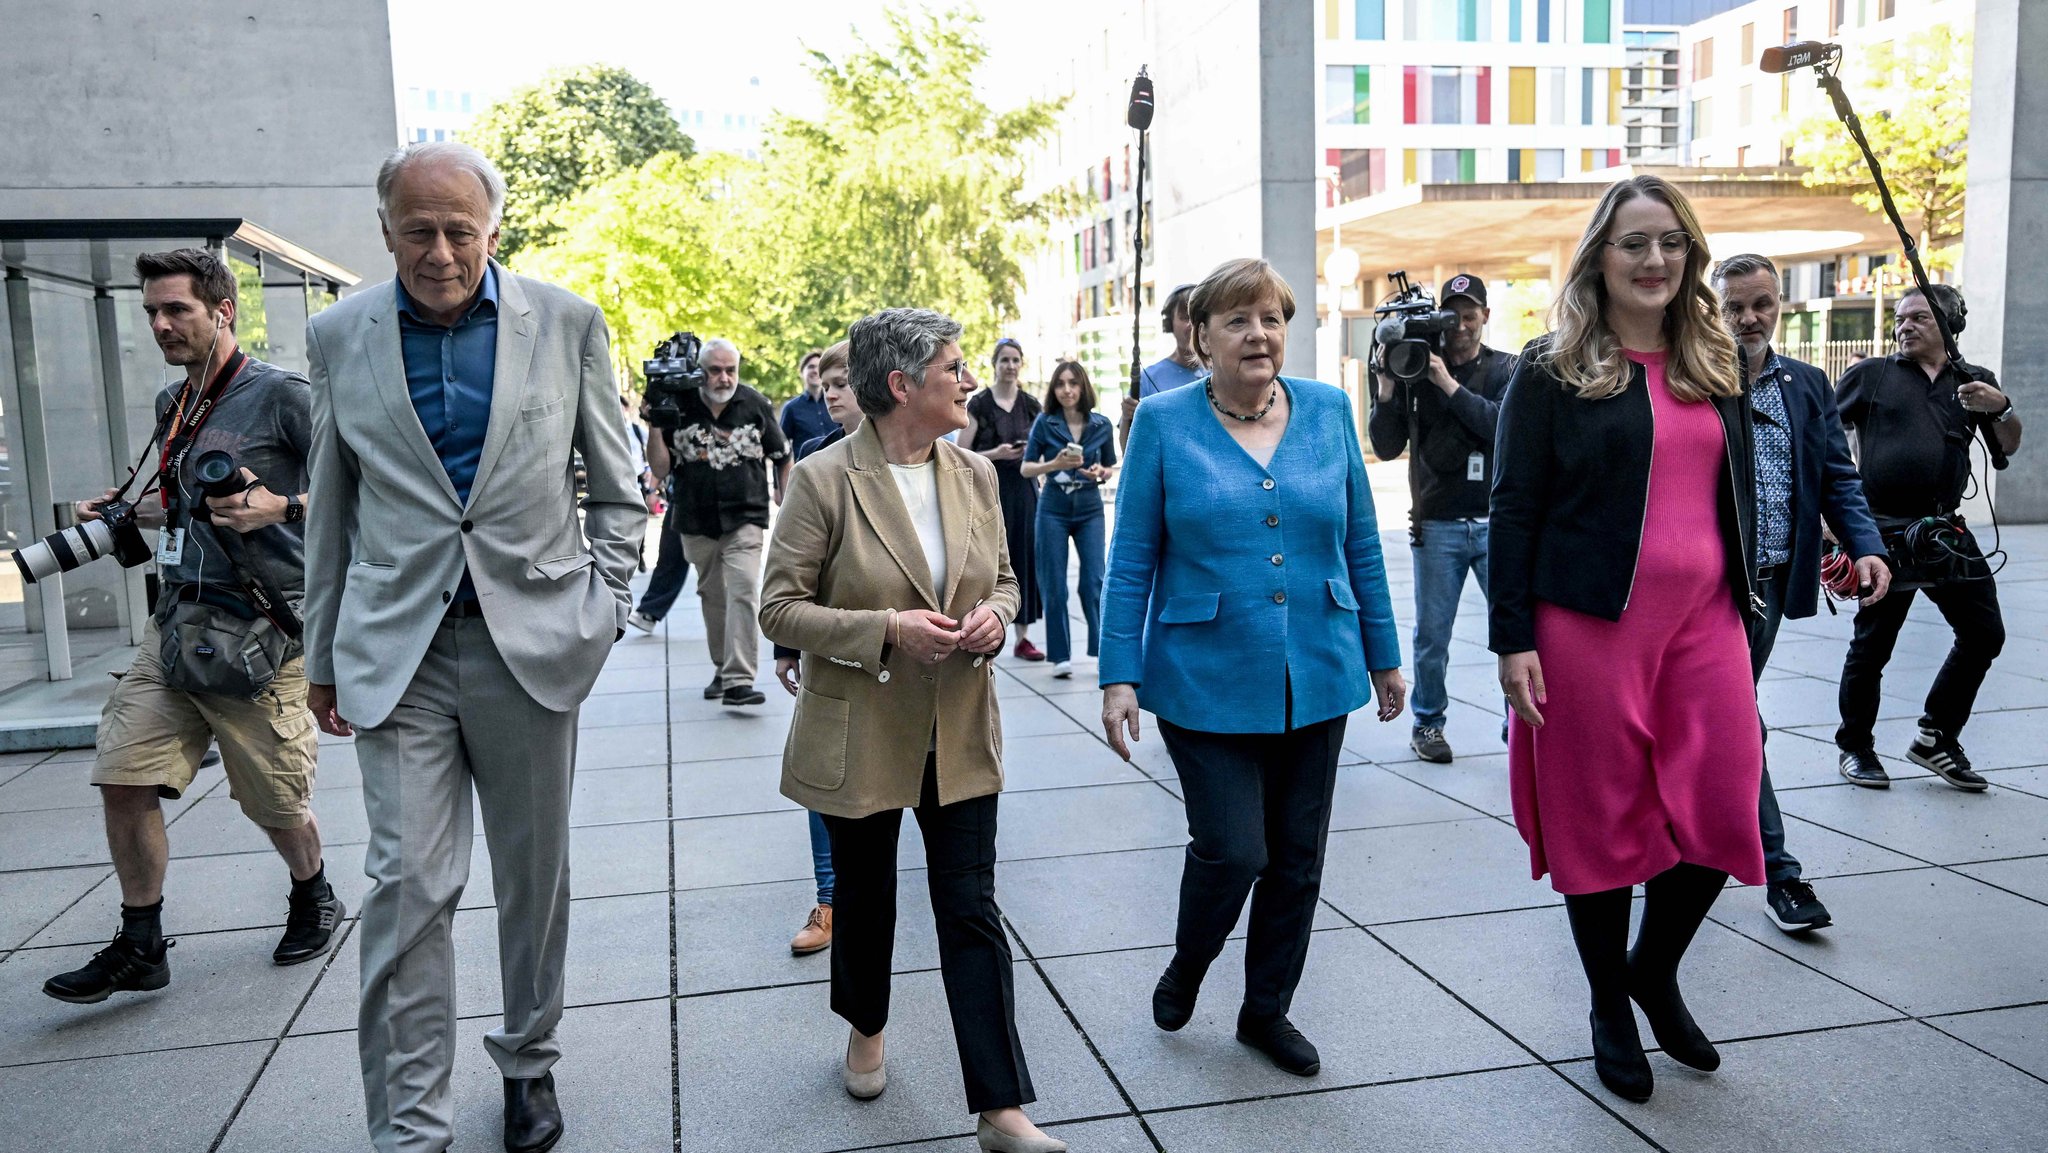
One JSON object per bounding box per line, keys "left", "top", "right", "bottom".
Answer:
{"left": 91, "top": 617, "right": 319, "bottom": 829}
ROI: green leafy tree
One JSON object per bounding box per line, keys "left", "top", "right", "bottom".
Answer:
{"left": 464, "top": 65, "right": 693, "bottom": 258}
{"left": 1792, "top": 27, "right": 1970, "bottom": 261}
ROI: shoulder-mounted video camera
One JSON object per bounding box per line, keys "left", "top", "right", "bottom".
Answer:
{"left": 642, "top": 332, "right": 707, "bottom": 431}
{"left": 1371, "top": 271, "right": 1460, "bottom": 384}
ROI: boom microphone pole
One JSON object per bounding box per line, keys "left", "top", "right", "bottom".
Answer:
{"left": 1127, "top": 67, "right": 1153, "bottom": 412}
{"left": 1769, "top": 43, "right": 2007, "bottom": 470}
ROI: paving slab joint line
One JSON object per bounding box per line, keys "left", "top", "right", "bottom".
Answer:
{"left": 1319, "top": 900, "right": 1674, "bottom": 1152}
{"left": 662, "top": 624, "right": 684, "bottom": 1153}
{"left": 998, "top": 911, "right": 1168, "bottom": 1152}
{"left": 992, "top": 665, "right": 1182, "bottom": 802}
{"left": 816, "top": 1109, "right": 1146, "bottom": 1153}
{"left": 206, "top": 915, "right": 361, "bottom": 1153}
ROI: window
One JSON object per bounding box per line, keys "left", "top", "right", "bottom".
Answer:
{"left": 1537, "top": 0, "right": 1551, "bottom": 43}
{"left": 1583, "top": 0, "right": 1610, "bottom": 45}
{"left": 1741, "top": 22, "right": 1755, "bottom": 64}
{"left": 1356, "top": 0, "right": 1385, "bottom": 39}
{"left": 1508, "top": 0, "right": 1522, "bottom": 41}
{"left": 1694, "top": 38, "right": 1714, "bottom": 81}
{"left": 412, "top": 128, "right": 427, "bottom": 143}
{"left": 1509, "top": 67, "right": 1536, "bottom": 124}
{"left": 426, "top": 90, "right": 439, "bottom": 112}
{"left": 1879, "top": 0, "right": 1897, "bottom": 18}
{"left": 1784, "top": 6, "right": 1798, "bottom": 43}
{"left": 1830, "top": 0, "right": 1846, "bottom": 36}
{"left": 1693, "top": 96, "right": 1714, "bottom": 138}
{"left": 1425, "top": 149, "right": 1475, "bottom": 184}
{"left": 460, "top": 92, "right": 473, "bottom": 113}
{"left": 1328, "top": 148, "right": 1387, "bottom": 201}
{"left": 1405, "top": 66, "right": 1490, "bottom": 125}
{"left": 1536, "top": 150, "right": 1564, "bottom": 181}
{"left": 1457, "top": 0, "right": 1487, "bottom": 41}
{"left": 1326, "top": 65, "right": 1370, "bottom": 124}
{"left": 433, "top": 129, "right": 447, "bottom": 142}
{"left": 1582, "top": 68, "right": 1596, "bottom": 125}
{"left": 1739, "top": 83, "right": 1753, "bottom": 126}
{"left": 1083, "top": 225, "right": 1096, "bottom": 271}
{"left": 1736, "top": 145, "right": 1750, "bottom": 166}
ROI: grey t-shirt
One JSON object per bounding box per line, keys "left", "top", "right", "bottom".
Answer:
{"left": 153, "top": 355, "right": 311, "bottom": 601}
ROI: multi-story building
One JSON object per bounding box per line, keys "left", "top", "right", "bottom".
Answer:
{"left": 401, "top": 86, "right": 483, "bottom": 144}
{"left": 672, "top": 74, "right": 771, "bottom": 161}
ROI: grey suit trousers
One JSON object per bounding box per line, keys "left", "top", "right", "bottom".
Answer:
{"left": 356, "top": 615, "right": 577, "bottom": 1153}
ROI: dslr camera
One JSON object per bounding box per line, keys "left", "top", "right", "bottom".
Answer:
{"left": 642, "top": 332, "right": 708, "bottom": 430}
{"left": 1370, "top": 271, "right": 1460, "bottom": 385}
{"left": 13, "top": 499, "right": 152, "bottom": 584}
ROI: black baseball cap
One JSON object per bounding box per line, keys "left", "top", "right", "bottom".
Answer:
{"left": 1442, "top": 273, "right": 1488, "bottom": 308}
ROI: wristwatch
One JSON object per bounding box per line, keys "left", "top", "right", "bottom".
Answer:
{"left": 283, "top": 493, "right": 304, "bottom": 524}
{"left": 1994, "top": 399, "right": 2017, "bottom": 424}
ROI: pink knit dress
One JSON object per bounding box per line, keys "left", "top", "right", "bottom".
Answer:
{"left": 1507, "top": 350, "right": 1766, "bottom": 895}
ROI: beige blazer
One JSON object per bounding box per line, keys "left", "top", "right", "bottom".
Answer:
{"left": 759, "top": 421, "right": 1020, "bottom": 818}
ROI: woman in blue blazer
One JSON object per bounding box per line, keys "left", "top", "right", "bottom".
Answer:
{"left": 1100, "top": 258, "right": 1405, "bottom": 1077}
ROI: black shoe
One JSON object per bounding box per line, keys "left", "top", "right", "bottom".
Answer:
{"left": 722, "top": 685, "right": 767, "bottom": 707}
{"left": 1626, "top": 963, "right": 1720, "bottom": 1072}
{"left": 1235, "top": 1011, "right": 1320, "bottom": 1076}
{"left": 504, "top": 1072, "right": 564, "bottom": 1153}
{"left": 1410, "top": 726, "right": 1453, "bottom": 764}
{"left": 703, "top": 678, "right": 724, "bottom": 700}
{"left": 42, "top": 935, "right": 172, "bottom": 1004}
{"left": 274, "top": 884, "right": 345, "bottom": 966}
{"left": 1838, "top": 748, "right": 1891, "bottom": 788}
{"left": 1588, "top": 1005, "right": 1654, "bottom": 1102}
{"left": 1766, "top": 878, "right": 1833, "bottom": 934}
{"left": 1152, "top": 963, "right": 1198, "bottom": 1032}
{"left": 1907, "top": 730, "right": 1988, "bottom": 791}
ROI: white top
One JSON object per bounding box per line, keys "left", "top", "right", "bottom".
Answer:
{"left": 888, "top": 458, "right": 947, "bottom": 593}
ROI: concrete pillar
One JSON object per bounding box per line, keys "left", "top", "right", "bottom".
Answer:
{"left": 1962, "top": 0, "right": 2047, "bottom": 520}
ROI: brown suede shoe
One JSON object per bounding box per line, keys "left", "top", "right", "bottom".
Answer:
{"left": 791, "top": 904, "right": 833, "bottom": 955}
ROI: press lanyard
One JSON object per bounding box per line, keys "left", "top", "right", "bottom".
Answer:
{"left": 159, "top": 351, "right": 248, "bottom": 508}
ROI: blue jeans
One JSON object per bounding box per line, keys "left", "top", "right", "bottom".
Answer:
{"left": 636, "top": 507, "right": 690, "bottom": 621}
{"left": 1410, "top": 519, "right": 1490, "bottom": 732}
{"left": 1749, "top": 565, "right": 1803, "bottom": 885}
{"left": 808, "top": 810, "right": 835, "bottom": 906}
{"left": 1034, "top": 486, "right": 1106, "bottom": 665}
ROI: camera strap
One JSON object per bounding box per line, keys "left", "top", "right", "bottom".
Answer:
{"left": 158, "top": 351, "right": 248, "bottom": 508}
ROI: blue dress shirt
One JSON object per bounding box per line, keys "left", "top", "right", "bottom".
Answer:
{"left": 1138, "top": 354, "right": 1206, "bottom": 399}
{"left": 397, "top": 265, "right": 498, "bottom": 599}
{"left": 780, "top": 391, "right": 837, "bottom": 453}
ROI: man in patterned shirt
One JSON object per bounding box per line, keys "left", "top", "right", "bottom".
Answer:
{"left": 1716, "top": 255, "right": 1891, "bottom": 935}
{"left": 647, "top": 338, "right": 790, "bottom": 705}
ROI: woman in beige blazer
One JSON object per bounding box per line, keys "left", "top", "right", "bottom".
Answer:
{"left": 759, "top": 308, "right": 1062, "bottom": 1153}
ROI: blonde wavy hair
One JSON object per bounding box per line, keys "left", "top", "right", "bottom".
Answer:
{"left": 1542, "top": 175, "right": 1740, "bottom": 402}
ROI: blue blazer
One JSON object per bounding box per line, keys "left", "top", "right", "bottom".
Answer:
{"left": 1100, "top": 377, "right": 1402, "bottom": 733}
{"left": 1770, "top": 352, "right": 1885, "bottom": 619}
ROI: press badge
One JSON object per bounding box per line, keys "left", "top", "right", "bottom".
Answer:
{"left": 1467, "top": 452, "right": 1485, "bottom": 482}
{"left": 156, "top": 527, "right": 185, "bottom": 567}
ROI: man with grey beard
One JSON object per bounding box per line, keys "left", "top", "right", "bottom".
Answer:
{"left": 647, "top": 339, "right": 790, "bottom": 705}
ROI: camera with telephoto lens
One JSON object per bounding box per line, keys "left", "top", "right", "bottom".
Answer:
{"left": 1370, "top": 271, "right": 1460, "bottom": 385}
{"left": 642, "top": 332, "right": 707, "bottom": 431}
{"left": 12, "top": 498, "right": 152, "bottom": 584}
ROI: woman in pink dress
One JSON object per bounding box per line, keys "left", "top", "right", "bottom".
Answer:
{"left": 1490, "top": 175, "right": 1764, "bottom": 1103}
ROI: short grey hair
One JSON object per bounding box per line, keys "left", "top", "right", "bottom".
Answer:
{"left": 701, "top": 337, "right": 740, "bottom": 364}
{"left": 376, "top": 141, "right": 507, "bottom": 229}
{"left": 849, "top": 308, "right": 964, "bottom": 419}
{"left": 1711, "top": 252, "right": 1779, "bottom": 292}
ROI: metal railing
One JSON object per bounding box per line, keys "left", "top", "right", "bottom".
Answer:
{"left": 1778, "top": 339, "right": 1886, "bottom": 381}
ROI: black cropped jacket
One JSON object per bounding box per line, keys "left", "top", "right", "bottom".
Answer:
{"left": 1487, "top": 336, "right": 1758, "bottom": 655}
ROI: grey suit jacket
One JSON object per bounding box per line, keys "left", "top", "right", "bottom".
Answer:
{"left": 302, "top": 264, "right": 642, "bottom": 729}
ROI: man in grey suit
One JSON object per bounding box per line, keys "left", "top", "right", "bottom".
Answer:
{"left": 303, "top": 141, "right": 641, "bottom": 1153}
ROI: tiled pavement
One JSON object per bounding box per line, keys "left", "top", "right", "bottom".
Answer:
{"left": 2, "top": 504, "right": 2045, "bottom": 1151}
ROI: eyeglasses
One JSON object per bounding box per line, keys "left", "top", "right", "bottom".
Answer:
{"left": 918, "top": 358, "right": 970, "bottom": 384}
{"left": 1605, "top": 231, "right": 1694, "bottom": 261}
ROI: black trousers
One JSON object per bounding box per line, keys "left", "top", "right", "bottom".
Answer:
{"left": 1837, "top": 529, "right": 2004, "bottom": 751}
{"left": 1157, "top": 714, "right": 1347, "bottom": 1020}
{"left": 820, "top": 756, "right": 1033, "bottom": 1114}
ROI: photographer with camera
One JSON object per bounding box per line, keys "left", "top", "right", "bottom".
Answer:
{"left": 40, "top": 249, "right": 340, "bottom": 1007}
{"left": 1367, "top": 274, "right": 1516, "bottom": 764}
{"left": 645, "top": 338, "right": 790, "bottom": 705}
{"left": 1834, "top": 284, "right": 2023, "bottom": 792}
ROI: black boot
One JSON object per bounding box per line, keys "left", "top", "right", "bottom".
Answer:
{"left": 274, "top": 865, "right": 345, "bottom": 966}
{"left": 1564, "top": 888, "right": 1652, "bottom": 1102}
{"left": 1628, "top": 862, "right": 1726, "bottom": 1072}
{"left": 1152, "top": 960, "right": 1200, "bottom": 1032}
{"left": 504, "top": 1072, "right": 564, "bottom": 1153}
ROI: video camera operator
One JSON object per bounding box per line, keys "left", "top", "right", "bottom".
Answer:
{"left": 1366, "top": 274, "right": 1516, "bottom": 764}
{"left": 41, "top": 249, "right": 340, "bottom": 1006}
{"left": 1834, "top": 284, "right": 2023, "bottom": 792}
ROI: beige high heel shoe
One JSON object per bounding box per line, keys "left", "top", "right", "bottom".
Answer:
{"left": 975, "top": 1115, "right": 1067, "bottom": 1152}
{"left": 842, "top": 1032, "right": 885, "bottom": 1100}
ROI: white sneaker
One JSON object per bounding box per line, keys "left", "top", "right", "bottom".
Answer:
{"left": 1053, "top": 661, "right": 1072, "bottom": 679}
{"left": 626, "top": 611, "right": 657, "bottom": 634}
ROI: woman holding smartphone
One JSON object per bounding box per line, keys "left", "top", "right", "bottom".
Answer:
{"left": 1022, "top": 361, "right": 1117, "bottom": 678}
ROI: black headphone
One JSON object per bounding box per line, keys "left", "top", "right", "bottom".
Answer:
{"left": 1906, "top": 284, "right": 1967, "bottom": 335}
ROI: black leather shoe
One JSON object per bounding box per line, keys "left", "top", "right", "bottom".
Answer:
{"left": 504, "top": 1073, "right": 563, "bottom": 1153}
{"left": 43, "top": 935, "right": 172, "bottom": 1004}
{"left": 1152, "top": 963, "right": 1198, "bottom": 1032}
{"left": 1235, "top": 1011, "right": 1320, "bottom": 1076}
{"left": 703, "top": 677, "right": 724, "bottom": 700}
{"left": 273, "top": 885, "right": 344, "bottom": 966}
{"left": 722, "top": 685, "right": 767, "bottom": 706}
{"left": 1627, "top": 964, "right": 1720, "bottom": 1071}
{"left": 1588, "top": 1006, "right": 1654, "bottom": 1102}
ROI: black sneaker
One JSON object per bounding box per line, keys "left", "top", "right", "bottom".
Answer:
{"left": 1838, "top": 748, "right": 1891, "bottom": 788}
{"left": 1765, "top": 878, "right": 1833, "bottom": 934}
{"left": 1410, "top": 726, "right": 1453, "bottom": 764}
{"left": 1907, "top": 730, "right": 1988, "bottom": 792}
{"left": 722, "top": 685, "right": 767, "bottom": 707}
{"left": 274, "top": 884, "right": 345, "bottom": 965}
{"left": 703, "top": 677, "right": 724, "bottom": 700}
{"left": 42, "top": 935, "right": 172, "bottom": 1004}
